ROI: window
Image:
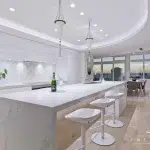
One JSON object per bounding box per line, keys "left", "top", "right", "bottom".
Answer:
{"left": 114, "top": 63, "right": 125, "bottom": 81}
{"left": 115, "top": 56, "right": 125, "bottom": 61}
{"left": 144, "top": 54, "right": 150, "bottom": 60}
{"left": 130, "top": 61, "right": 143, "bottom": 78}
{"left": 103, "top": 64, "right": 113, "bottom": 81}
{"left": 130, "top": 55, "right": 143, "bottom": 61}
{"left": 94, "top": 58, "right": 101, "bottom": 63}
{"left": 130, "top": 54, "right": 144, "bottom": 79}
{"left": 93, "top": 64, "right": 101, "bottom": 81}
{"left": 95, "top": 53, "right": 150, "bottom": 81}
{"left": 102, "top": 57, "right": 113, "bottom": 62}
{"left": 144, "top": 61, "right": 150, "bottom": 79}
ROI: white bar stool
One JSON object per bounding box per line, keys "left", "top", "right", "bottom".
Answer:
{"left": 65, "top": 108, "right": 101, "bottom": 150}
{"left": 90, "top": 98, "right": 115, "bottom": 146}
{"left": 105, "top": 90, "right": 124, "bottom": 128}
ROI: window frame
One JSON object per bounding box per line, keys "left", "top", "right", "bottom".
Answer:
{"left": 94, "top": 53, "right": 150, "bottom": 80}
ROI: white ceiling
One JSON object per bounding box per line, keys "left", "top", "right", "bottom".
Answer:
{"left": 92, "top": 0, "right": 150, "bottom": 57}
{"left": 0, "top": 0, "right": 149, "bottom": 57}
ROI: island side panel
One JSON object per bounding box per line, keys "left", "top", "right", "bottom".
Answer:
{"left": 0, "top": 98, "right": 57, "bottom": 150}
{"left": 105, "top": 82, "right": 127, "bottom": 117}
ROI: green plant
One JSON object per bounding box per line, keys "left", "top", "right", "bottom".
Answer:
{"left": 0, "top": 69, "right": 8, "bottom": 80}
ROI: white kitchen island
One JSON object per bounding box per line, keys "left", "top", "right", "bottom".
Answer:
{"left": 0, "top": 81, "right": 127, "bottom": 150}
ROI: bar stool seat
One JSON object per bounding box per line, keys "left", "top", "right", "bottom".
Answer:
{"left": 90, "top": 98, "right": 115, "bottom": 146}
{"left": 105, "top": 90, "right": 124, "bottom": 128}
{"left": 65, "top": 108, "right": 101, "bottom": 150}
{"left": 65, "top": 108, "right": 101, "bottom": 124}
{"left": 90, "top": 98, "right": 115, "bottom": 108}
{"left": 105, "top": 92, "right": 124, "bottom": 99}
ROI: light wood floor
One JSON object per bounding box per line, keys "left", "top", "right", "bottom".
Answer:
{"left": 120, "top": 96, "right": 150, "bottom": 150}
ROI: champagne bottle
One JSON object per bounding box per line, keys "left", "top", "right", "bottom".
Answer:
{"left": 51, "top": 72, "right": 57, "bottom": 92}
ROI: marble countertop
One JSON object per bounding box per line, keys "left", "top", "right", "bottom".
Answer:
{"left": 1, "top": 81, "right": 126, "bottom": 111}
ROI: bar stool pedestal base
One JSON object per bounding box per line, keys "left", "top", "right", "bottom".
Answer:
{"left": 91, "top": 132, "right": 115, "bottom": 146}
{"left": 105, "top": 120, "right": 124, "bottom": 128}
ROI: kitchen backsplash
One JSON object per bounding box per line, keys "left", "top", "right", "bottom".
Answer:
{"left": 0, "top": 51, "right": 85, "bottom": 85}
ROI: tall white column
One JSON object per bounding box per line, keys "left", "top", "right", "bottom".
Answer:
{"left": 125, "top": 54, "right": 130, "bottom": 80}
{"left": 143, "top": 54, "right": 145, "bottom": 79}
{"left": 101, "top": 58, "right": 103, "bottom": 80}
{"left": 112, "top": 57, "right": 115, "bottom": 81}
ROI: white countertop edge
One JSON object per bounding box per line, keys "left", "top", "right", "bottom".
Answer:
{"left": 54, "top": 81, "right": 127, "bottom": 112}
{"left": 0, "top": 81, "right": 127, "bottom": 112}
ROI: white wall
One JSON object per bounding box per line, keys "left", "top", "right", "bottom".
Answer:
{"left": 0, "top": 61, "right": 52, "bottom": 84}
{"left": 0, "top": 32, "right": 85, "bottom": 85}
{"left": 0, "top": 52, "right": 84, "bottom": 85}
{"left": 67, "top": 51, "right": 85, "bottom": 84}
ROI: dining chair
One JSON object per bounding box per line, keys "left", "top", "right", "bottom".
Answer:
{"left": 127, "top": 81, "right": 139, "bottom": 97}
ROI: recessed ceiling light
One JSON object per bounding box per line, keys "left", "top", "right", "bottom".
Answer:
{"left": 9, "top": 8, "right": 15, "bottom": 12}
{"left": 70, "top": 3, "right": 75, "bottom": 8}
{"left": 100, "top": 29, "right": 103, "bottom": 32}
{"left": 9, "top": 58, "right": 11, "bottom": 60}
{"left": 78, "top": 40, "right": 80, "bottom": 42}
{"left": 93, "top": 24, "right": 98, "bottom": 27}
{"left": 80, "top": 12, "right": 84, "bottom": 16}
{"left": 105, "top": 34, "right": 108, "bottom": 37}
{"left": 54, "top": 28, "right": 58, "bottom": 32}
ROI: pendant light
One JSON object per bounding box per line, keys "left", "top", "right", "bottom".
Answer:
{"left": 54, "top": 0, "right": 66, "bottom": 57}
{"left": 85, "top": 20, "right": 94, "bottom": 75}
{"left": 85, "top": 20, "right": 93, "bottom": 51}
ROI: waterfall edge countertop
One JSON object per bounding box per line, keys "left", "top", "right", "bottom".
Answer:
{"left": 0, "top": 81, "right": 126, "bottom": 112}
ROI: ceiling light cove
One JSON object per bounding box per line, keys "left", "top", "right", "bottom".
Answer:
{"left": 78, "top": 40, "right": 80, "bottom": 42}
{"left": 80, "top": 12, "right": 84, "bottom": 16}
{"left": 0, "top": 0, "right": 147, "bottom": 53}
{"left": 70, "top": 3, "right": 75, "bottom": 8}
{"left": 9, "top": 8, "right": 15, "bottom": 12}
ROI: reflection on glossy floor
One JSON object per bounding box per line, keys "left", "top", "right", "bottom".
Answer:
{"left": 120, "top": 96, "right": 150, "bottom": 150}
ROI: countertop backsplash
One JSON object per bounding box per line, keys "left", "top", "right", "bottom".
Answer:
{"left": 0, "top": 52, "right": 85, "bottom": 86}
